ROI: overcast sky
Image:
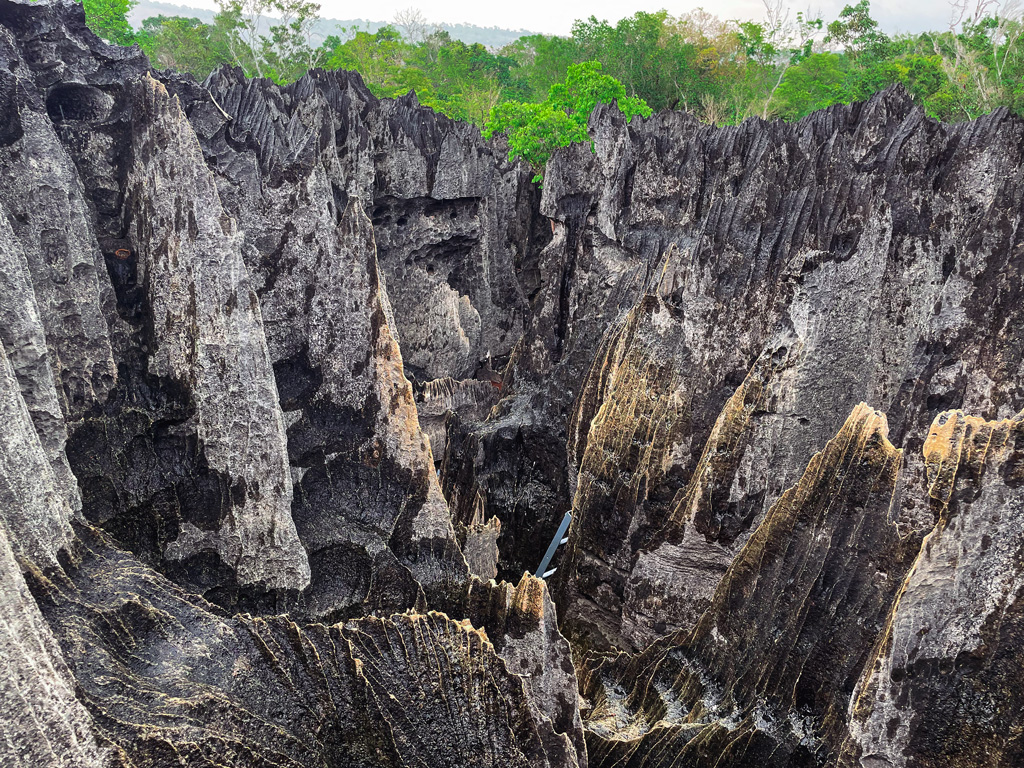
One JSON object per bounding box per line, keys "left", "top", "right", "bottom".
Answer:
{"left": 177, "top": 0, "right": 958, "bottom": 36}
{"left": 367, "top": 1, "right": 956, "bottom": 36}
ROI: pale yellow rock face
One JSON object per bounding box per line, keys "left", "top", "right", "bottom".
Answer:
{"left": 580, "top": 403, "right": 916, "bottom": 767}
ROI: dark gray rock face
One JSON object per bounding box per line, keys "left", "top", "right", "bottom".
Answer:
{"left": 844, "top": 409, "right": 1024, "bottom": 768}
{"left": 124, "top": 74, "right": 308, "bottom": 592}
{"left": 27, "top": 525, "right": 578, "bottom": 768}
{"left": 539, "top": 96, "right": 1024, "bottom": 653}
{"left": 0, "top": 520, "right": 106, "bottom": 768}
{"left": 3, "top": 0, "right": 1024, "bottom": 766}
{"left": 160, "top": 63, "right": 545, "bottom": 615}
{"left": 0, "top": 1, "right": 582, "bottom": 765}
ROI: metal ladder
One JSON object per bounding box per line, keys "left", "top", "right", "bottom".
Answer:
{"left": 535, "top": 512, "right": 572, "bottom": 579}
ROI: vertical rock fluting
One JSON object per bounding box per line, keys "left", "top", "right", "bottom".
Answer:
{"left": 556, "top": 293, "right": 695, "bottom": 649}
{"left": 459, "top": 574, "right": 589, "bottom": 767}
{"left": 173, "top": 64, "right": 538, "bottom": 429}
{"left": 0, "top": 522, "right": 106, "bottom": 768}
{"left": 545, "top": 92, "right": 1024, "bottom": 652}
{"left": 0, "top": 209, "right": 82, "bottom": 524}
{"left": 3, "top": 0, "right": 475, "bottom": 615}
{"left": 162, "top": 64, "right": 543, "bottom": 616}
{"left": 0, "top": 270, "right": 104, "bottom": 766}
{"left": 0, "top": 338, "right": 76, "bottom": 570}
{"left": 581, "top": 405, "right": 919, "bottom": 767}
{"left": 0, "top": 6, "right": 584, "bottom": 765}
{"left": 120, "top": 74, "right": 308, "bottom": 592}
{"left": 843, "top": 410, "right": 1024, "bottom": 767}
{"left": 0, "top": 36, "right": 118, "bottom": 424}
{"left": 3, "top": 0, "right": 1024, "bottom": 765}
{"left": 23, "top": 524, "right": 580, "bottom": 767}
{"left": 619, "top": 334, "right": 801, "bottom": 646}
{"left": 0, "top": 23, "right": 120, "bottom": 519}
{"left": 176, "top": 67, "right": 545, "bottom": 585}
{"left": 282, "top": 202, "right": 468, "bottom": 619}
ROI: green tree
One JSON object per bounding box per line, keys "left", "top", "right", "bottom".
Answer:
{"left": 737, "top": 8, "right": 823, "bottom": 119}
{"left": 484, "top": 61, "right": 651, "bottom": 178}
{"left": 427, "top": 41, "right": 523, "bottom": 121}
{"left": 215, "top": 0, "right": 324, "bottom": 83}
{"left": 499, "top": 34, "right": 578, "bottom": 102}
{"left": 571, "top": 12, "right": 673, "bottom": 108}
{"left": 136, "top": 16, "right": 232, "bottom": 77}
{"left": 772, "top": 49, "right": 952, "bottom": 121}
{"left": 772, "top": 52, "right": 851, "bottom": 118}
{"left": 70, "top": 0, "right": 1024, "bottom": 128}
{"left": 82, "top": 0, "right": 137, "bottom": 45}
{"left": 825, "top": 0, "right": 890, "bottom": 60}
{"left": 324, "top": 26, "right": 431, "bottom": 100}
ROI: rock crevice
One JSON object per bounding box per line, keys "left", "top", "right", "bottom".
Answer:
{"left": 2, "top": 2, "right": 1024, "bottom": 766}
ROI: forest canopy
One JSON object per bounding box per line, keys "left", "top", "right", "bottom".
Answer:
{"left": 77, "top": 0, "right": 1024, "bottom": 172}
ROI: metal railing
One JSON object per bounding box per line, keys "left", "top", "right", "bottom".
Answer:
{"left": 535, "top": 512, "right": 572, "bottom": 579}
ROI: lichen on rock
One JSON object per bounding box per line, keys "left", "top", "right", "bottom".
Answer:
{"left": 2, "top": 0, "right": 1024, "bottom": 765}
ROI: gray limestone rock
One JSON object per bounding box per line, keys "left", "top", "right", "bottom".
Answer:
{"left": 544, "top": 94, "right": 1024, "bottom": 653}
{"left": 121, "top": 74, "right": 308, "bottom": 592}
{"left": 0, "top": 204, "right": 81, "bottom": 518}
{"left": 0, "top": 521, "right": 106, "bottom": 768}
{"left": 843, "top": 409, "right": 1024, "bottom": 767}
{"left": 3, "top": 0, "right": 1024, "bottom": 765}
{"left": 26, "top": 525, "right": 580, "bottom": 768}
{"left": 0, "top": 338, "right": 75, "bottom": 567}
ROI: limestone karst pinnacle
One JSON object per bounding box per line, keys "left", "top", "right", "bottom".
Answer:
{"left": 2, "top": 1, "right": 1024, "bottom": 766}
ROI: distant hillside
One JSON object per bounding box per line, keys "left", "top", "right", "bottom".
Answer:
{"left": 129, "top": 1, "right": 536, "bottom": 48}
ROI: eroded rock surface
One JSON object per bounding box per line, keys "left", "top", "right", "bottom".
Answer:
{"left": 27, "top": 525, "right": 577, "bottom": 768}
{"left": 0, "top": 1, "right": 580, "bottom": 765}
{"left": 542, "top": 94, "right": 1024, "bottom": 653}
{"left": 2, "top": 0, "right": 1024, "bottom": 766}
{"left": 580, "top": 405, "right": 919, "bottom": 766}
{"left": 844, "top": 409, "right": 1024, "bottom": 767}
{"left": 125, "top": 74, "right": 307, "bottom": 592}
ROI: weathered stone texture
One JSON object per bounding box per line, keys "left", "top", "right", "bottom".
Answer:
{"left": 0, "top": 207, "right": 82, "bottom": 520}
{"left": 0, "top": 5, "right": 579, "bottom": 765}
{"left": 581, "top": 405, "right": 919, "bottom": 767}
{"left": 121, "top": 75, "right": 308, "bottom": 591}
{"left": 546, "top": 93, "right": 1024, "bottom": 653}
{"left": 843, "top": 409, "right": 1024, "bottom": 767}
{"left": 0, "top": 338, "right": 75, "bottom": 569}
{"left": 0, "top": 522, "right": 106, "bottom": 768}
{"left": 26, "top": 525, "right": 579, "bottom": 768}
{"left": 2, "top": 0, "right": 1024, "bottom": 766}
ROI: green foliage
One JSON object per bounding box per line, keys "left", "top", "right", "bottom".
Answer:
{"left": 75, "top": 0, "right": 1024, "bottom": 182}
{"left": 325, "top": 26, "right": 411, "bottom": 95}
{"left": 83, "top": 0, "right": 137, "bottom": 45}
{"left": 825, "top": 0, "right": 891, "bottom": 60}
{"left": 424, "top": 39, "right": 523, "bottom": 122}
{"left": 318, "top": 23, "right": 538, "bottom": 123}
{"left": 773, "top": 50, "right": 950, "bottom": 121}
{"left": 484, "top": 101, "right": 587, "bottom": 171}
{"left": 570, "top": 12, "right": 674, "bottom": 109}
{"left": 547, "top": 60, "right": 651, "bottom": 120}
{"left": 499, "top": 34, "right": 577, "bottom": 102}
{"left": 483, "top": 61, "right": 651, "bottom": 175}
{"left": 772, "top": 53, "right": 850, "bottom": 118}
{"left": 135, "top": 16, "right": 232, "bottom": 77}
{"left": 214, "top": 0, "right": 324, "bottom": 83}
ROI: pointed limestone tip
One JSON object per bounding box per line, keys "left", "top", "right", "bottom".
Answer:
{"left": 512, "top": 572, "right": 548, "bottom": 622}
{"left": 845, "top": 402, "right": 895, "bottom": 449}
{"left": 923, "top": 409, "right": 1023, "bottom": 503}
